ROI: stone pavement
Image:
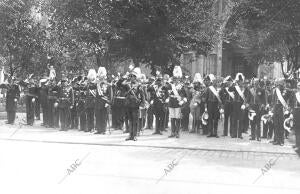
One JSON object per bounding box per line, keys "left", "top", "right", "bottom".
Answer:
{"left": 0, "top": 113, "right": 297, "bottom": 155}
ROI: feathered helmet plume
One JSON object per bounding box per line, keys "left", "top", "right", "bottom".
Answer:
{"left": 87, "top": 69, "right": 97, "bottom": 81}
{"left": 97, "top": 66, "right": 107, "bottom": 79}
{"left": 173, "top": 66, "right": 182, "bottom": 78}
{"left": 235, "top": 73, "right": 245, "bottom": 82}
{"left": 193, "top": 73, "right": 202, "bottom": 83}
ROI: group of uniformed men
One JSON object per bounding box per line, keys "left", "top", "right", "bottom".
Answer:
{"left": 1, "top": 65, "right": 299, "bottom": 150}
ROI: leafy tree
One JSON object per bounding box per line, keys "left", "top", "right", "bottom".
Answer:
{"left": 0, "top": 0, "right": 48, "bottom": 77}
{"left": 49, "top": 0, "right": 221, "bottom": 75}
{"left": 225, "top": 0, "right": 300, "bottom": 78}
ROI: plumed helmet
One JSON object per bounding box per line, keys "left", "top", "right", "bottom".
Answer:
{"left": 130, "top": 67, "right": 141, "bottom": 78}
{"left": 97, "top": 66, "right": 107, "bottom": 79}
{"left": 193, "top": 73, "right": 202, "bottom": 83}
{"left": 163, "top": 74, "right": 170, "bottom": 81}
{"left": 235, "top": 73, "right": 245, "bottom": 82}
{"left": 173, "top": 66, "right": 182, "bottom": 78}
{"left": 223, "top": 76, "right": 233, "bottom": 83}
{"left": 129, "top": 64, "right": 134, "bottom": 71}
{"left": 206, "top": 74, "right": 215, "bottom": 82}
{"left": 87, "top": 69, "right": 97, "bottom": 81}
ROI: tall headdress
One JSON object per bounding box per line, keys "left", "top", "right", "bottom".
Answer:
{"left": 173, "top": 66, "right": 182, "bottom": 78}
{"left": 235, "top": 73, "right": 245, "bottom": 82}
{"left": 97, "top": 66, "right": 107, "bottom": 79}
{"left": 87, "top": 69, "right": 97, "bottom": 82}
{"left": 193, "top": 73, "right": 203, "bottom": 83}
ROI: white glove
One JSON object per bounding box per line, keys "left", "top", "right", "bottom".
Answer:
{"left": 165, "top": 98, "right": 169, "bottom": 103}
{"left": 105, "top": 103, "right": 109, "bottom": 108}
{"left": 70, "top": 106, "right": 73, "bottom": 109}
{"left": 194, "top": 103, "right": 198, "bottom": 106}
{"left": 14, "top": 98, "right": 17, "bottom": 102}
{"left": 205, "top": 108, "right": 207, "bottom": 112}
{"left": 54, "top": 102, "right": 58, "bottom": 108}
{"left": 32, "top": 98, "right": 36, "bottom": 103}
{"left": 150, "top": 100, "right": 154, "bottom": 105}
{"left": 179, "top": 101, "right": 184, "bottom": 106}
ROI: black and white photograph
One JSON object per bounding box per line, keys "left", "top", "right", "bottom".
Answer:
{"left": 0, "top": 0, "right": 300, "bottom": 193}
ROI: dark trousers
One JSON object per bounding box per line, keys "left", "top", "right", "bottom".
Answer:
{"left": 86, "top": 108, "right": 94, "bottom": 132}
{"left": 250, "top": 105, "right": 262, "bottom": 140}
{"left": 147, "top": 105, "right": 154, "bottom": 129}
{"left": 48, "top": 99, "right": 59, "bottom": 128}
{"left": 242, "top": 109, "right": 249, "bottom": 133}
{"left": 95, "top": 108, "right": 108, "bottom": 133}
{"left": 154, "top": 109, "right": 165, "bottom": 133}
{"left": 26, "top": 96, "right": 35, "bottom": 125}
{"left": 59, "top": 108, "right": 69, "bottom": 130}
{"left": 41, "top": 103, "right": 48, "bottom": 126}
{"left": 207, "top": 101, "right": 219, "bottom": 136}
{"left": 181, "top": 107, "right": 190, "bottom": 131}
{"left": 79, "top": 111, "right": 86, "bottom": 131}
{"left": 7, "top": 111, "right": 16, "bottom": 124}
{"left": 273, "top": 104, "right": 284, "bottom": 144}
{"left": 35, "top": 98, "right": 40, "bottom": 120}
{"left": 170, "top": 118, "right": 180, "bottom": 135}
{"left": 70, "top": 105, "right": 79, "bottom": 129}
{"left": 263, "top": 121, "right": 274, "bottom": 139}
{"left": 231, "top": 101, "right": 243, "bottom": 138}
{"left": 294, "top": 108, "right": 300, "bottom": 148}
{"left": 127, "top": 107, "right": 139, "bottom": 138}
{"left": 223, "top": 102, "right": 233, "bottom": 136}
{"left": 111, "top": 105, "right": 118, "bottom": 128}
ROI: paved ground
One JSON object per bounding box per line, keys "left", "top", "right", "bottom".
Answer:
{"left": 0, "top": 113, "right": 300, "bottom": 194}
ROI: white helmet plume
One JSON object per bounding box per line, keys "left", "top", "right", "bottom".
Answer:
{"left": 193, "top": 73, "right": 202, "bottom": 83}
{"left": 87, "top": 69, "right": 97, "bottom": 81}
{"left": 235, "top": 73, "right": 245, "bottom": 82}
{"left": 173, "top": 66, "right": 182, "bottom": 78}
{"left": 97, "top": 66, "right": 107, "bottom": 79}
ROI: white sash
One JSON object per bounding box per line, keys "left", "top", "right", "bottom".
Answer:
{"left": 225, "top": 87, "right": 234, "bottom": 99}
{"left": 235, "top": 85, "right": 245, "bottom": 102}
{"left": 171, "top": 84, "right": 180, "bottom": 98}
{"left": 209, "top": 86, "right": 222, "bottom": 103}
{"left": 89, "top": 89, "right": 96, "bottom": 97}
{"left": 295, "top": 92, "right": 300, "bottom": 104}
{"left": 275, "top": 88, "right": 288, "bottom": 109}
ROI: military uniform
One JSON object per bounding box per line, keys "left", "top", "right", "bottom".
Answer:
{"left": 248, "top": 83, "right": 266, "bottom": 141}
{"left": 0, "top": 82, "right": 20, "bottom": 124}
{"left": 219, "top": 86, "right": 234, "bottom": 136}
{"left": 148, "top": 79, "right": 168, "bottom": 134}
{"left": 47, "top": 81, "right": 59, "bottom": 128}
{"left": 95, "top": 81, "right": 112, "bottom": 134}
{"left": 20, "top": 80, "right": 38, "bottom": 125}
{"left": 203, "top": 83, "right": 221, "bottom": 137}
{"left": 58, "top": 80, "right": 73, "bottom": 130}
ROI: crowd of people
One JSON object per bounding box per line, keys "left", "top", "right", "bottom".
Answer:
{"left": 0, "top": 65, "right": 299, "bottom": 150}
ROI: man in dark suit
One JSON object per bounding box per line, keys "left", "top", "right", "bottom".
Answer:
{"left": 0, "top": 76, "right": 20, "bottom": 124}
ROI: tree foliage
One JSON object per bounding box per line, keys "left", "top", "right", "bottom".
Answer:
{"left": 49, "top": 0, "right": 221, "bottom": 75}
{"left": 0, "top": 0, "right": 48, "bottom": 77}
{"left": 225, "top": 0, "right": 300, "bottom": 78}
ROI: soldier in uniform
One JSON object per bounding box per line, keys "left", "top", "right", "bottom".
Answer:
{"left": 47, "top": 78, "right": 59, "bottom": 128}
{"left": 77, "top": 76, "right": 87, "bottom": 131}
{"left": 203, "top": 74, "right": 222, "bottom": 138}
{"left": 0, "top": 76, "right": 20, "bottom": 124}
{"left": 181, "top": 77, "right": 193, "bottom": 131}
{"left": 120, "top": 67, "right": 145, "bottom": 141}
{"left": 70, "top": 76, "right": 80, "bottom": 129}
{"left": 228, "top": 73, "right": 251, "bottom": 139}
{"left": 190, "top": 73, "right": 204, "bottom": 133}
{"left": 262, "top": 79, "right": 274, "bottom": 139}
{"left": 219, "top": 76, "right": 234, "bottom": 137}
{"left": 20, "top": 75, "right": 38, "bottom": 126}
{"left": 84, "top": 69, "right": 97, "bottom": 132}
{"left": 148, "top": 75, "right": 168, "bottom": 135}
{"left": 293, "top": 81, "right": 300, "bottom": 150}
{"left": 95, "top": 67, "right": 112, "bottom": 134}
{"left": 166, "top": 66, "right": 187, "bottom": 138}
{"left": 146, "top": 77, "right": 155, "bottom": 130}
{"left": 271, "top": 79, "right": 290, "bottom": 146}
{"left": 58, "top": 75, "right": 73, "bottom": 131}
{"left": 248, "top": 79, "right": 267, "bottom": 141}
{"left": 39, "top": 75, "right": 49, "bottom": 127}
